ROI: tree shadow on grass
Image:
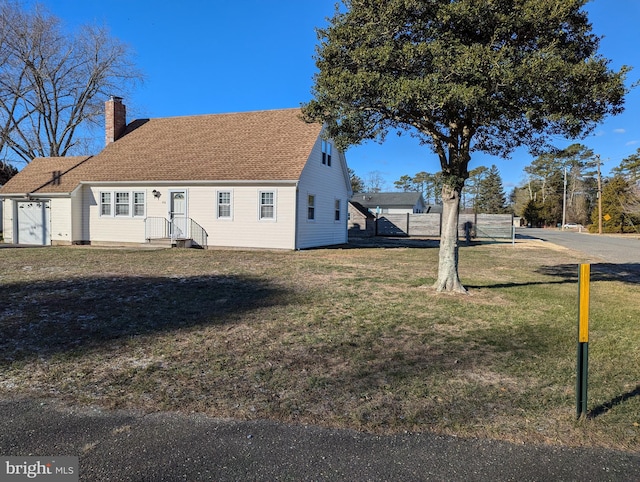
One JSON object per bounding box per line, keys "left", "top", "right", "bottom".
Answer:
{"left": 467, "top": 263, "right": 640, "bottom": 289}
{"left": 345, "top": 237, "right": 440, "bottom": 249}
{"left": 537, "top": 263, "right": 640, "bottom": 284}
{"left": 0, "top": 274, "right": 291, "bottom": 363}
{"left": 345, "top": 237, "right": 515, "bottom": 250}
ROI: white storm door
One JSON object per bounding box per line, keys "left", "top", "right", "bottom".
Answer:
{"left": 169, "top": 190, "right": 187, "bottom": 239}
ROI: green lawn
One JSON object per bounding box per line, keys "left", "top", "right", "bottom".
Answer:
{"left": 1, "top": 239, "right": 638, "bottom": 451}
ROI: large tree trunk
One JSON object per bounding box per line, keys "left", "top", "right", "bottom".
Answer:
{"left": 433, "top": 183, "right": 467, "bottom": 293}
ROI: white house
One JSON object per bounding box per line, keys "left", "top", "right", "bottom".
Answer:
{"left": 0, "top": 98, "right": 352, "bottom": 250}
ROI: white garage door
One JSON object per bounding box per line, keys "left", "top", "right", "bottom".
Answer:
{"left": 17, "top": 200, "right": 50, "bottom": 245}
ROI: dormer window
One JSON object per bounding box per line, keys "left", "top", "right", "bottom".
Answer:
{"left": 322, "top": 140, "right": 332, "bottom": 166}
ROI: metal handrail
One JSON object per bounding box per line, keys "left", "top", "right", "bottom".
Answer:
{"left": 189, "top": 219, "right": 208, "bottom": 248}
{"left": 145, "top": 216, "right": 208, "bottom": 248}
{"left": 145, "top": 217, "right": 169, "bottom": 240}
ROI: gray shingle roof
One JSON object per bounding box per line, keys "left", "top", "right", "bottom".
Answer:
{"left": 351, "top": 192, "right": 423, "bottom": 208}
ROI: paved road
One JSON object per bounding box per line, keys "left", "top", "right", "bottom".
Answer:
{"left": 517, "top": 228, "right": 640, "bottom": 264}
{"left": 1, "top": 398, "right": 639, "bottom": 481}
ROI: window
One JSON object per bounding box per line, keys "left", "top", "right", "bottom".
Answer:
{"left": 322, "top": 140, "right": 332, "bottom": 166}
{"left": 307, "top": 194, "right": 315, "bottom": 220}
{"left": 100, "top": 192, "right": 111, "bottom": 216}
{"left": 133, "top": 192, "right": 145, "bottom": 217}
{"left": 217, "top": 191, "right": 232, "bottom": 218}
{"left": 259, "top": 191, "right": 275, "bottom": 220}
{"left": 99, "top": 191, "right": 146, "bottom": 217}
{"left": 115, "top": 192, "right": 130, "bottom": 216}
{"left": 334, "top": 199, "right": 341, "bottom": 221}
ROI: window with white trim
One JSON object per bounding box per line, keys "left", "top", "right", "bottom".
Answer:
{"left": 334, "top": 199, "right": 341, "bottom": 221}
{"left": 99, "top": 191, "right": 146, "bottom": 217}
{"left": 100, "top": 192, "right": 111, "bottom": 216}
{"left": 322, "top": 140, "right": 332, "bottom": 166}
{"left": 307, "top": 194, "right": 315, "bottom": 221}
{"left": 133, "top": 192, "right": 145, "bottom": 216}
{"left": 259, "top": 191, "right": 275, "bottom": 220}
{"left": 115, "top": 192, "right": 130, "bottom": 216}
{"left": 217, "top": 191, "right": 232, "bottom": 219}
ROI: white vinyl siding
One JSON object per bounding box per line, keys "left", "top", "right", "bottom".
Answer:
{"left": 49, "top": 197, "right": 73, "bottom": 244}
{"left": 71, "top": 188, "right": 85, "bottom": 243}
{"left": 1, "top": 199, "right": 12, "bottom": 242}
{"left": 295, "top": 136, "right": 350, "bottom": 249}
{"left": 198, "top": 186, "right": 296, "bottom": 249}
{"left": 89, "top": 187, "right": 150, "bottom": 243}
{"left": 85, "top": 185, "right": 298, "bottom": 249}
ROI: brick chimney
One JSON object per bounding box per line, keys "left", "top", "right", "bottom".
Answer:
{"left": 105, "top": 96, "right": 126, "bottom": 145}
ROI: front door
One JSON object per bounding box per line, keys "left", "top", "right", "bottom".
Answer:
{"left": 169, "top": 191, "right": 187, "bottom": 239}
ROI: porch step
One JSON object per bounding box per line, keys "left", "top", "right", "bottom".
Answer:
{"left": 146, "top": 238, "right": 197, "bottom": 248}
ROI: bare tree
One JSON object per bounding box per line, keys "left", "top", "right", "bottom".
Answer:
{"left": 0, "top": 2, "right": 143, "bottom": 164}
{"left": 364, "top": 171, "right": 386, "bottom": 193}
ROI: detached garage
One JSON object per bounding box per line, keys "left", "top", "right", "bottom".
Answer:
{"left": 15, "top": 200, "right": 51, "bottom": 245}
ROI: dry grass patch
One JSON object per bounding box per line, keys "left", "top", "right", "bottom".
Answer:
{"left": 1, "top": 241, "right": 639, "bottom": 451}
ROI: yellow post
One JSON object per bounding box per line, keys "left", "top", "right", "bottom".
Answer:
{"left": 578, "top": 264, "right": 590, "bottom": 342}
{"left": 576, "top": 263, "right": 590, "bottom": 418}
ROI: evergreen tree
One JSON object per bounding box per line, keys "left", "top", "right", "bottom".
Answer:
{"left": 0, "top": 161, "right": 18, "bottom": 185}
{"left": 393, "top": 174, "right": 414, "bottom": 191}
{"left": 523, "top": 199, "right": 542, "bottom": 227}
{"left": 475, "top": 165, "right": 507, "bottom": 213}
{"left": 465, "top": 166, "right": 488, "bottom": 212}
{"left": 592, "top": 175, "right": 639, "bottom": 233}
{"left": 413, "top": 171, "right": 434, "bottom": 203}
{"left": 539, "top": 170, "right": 564, "bottom": 226}
{"left": 613, "top": 148, "right": 640, "bottom": 184}
{"left": 349, "top": 168, "right": 364, "bottom": 193}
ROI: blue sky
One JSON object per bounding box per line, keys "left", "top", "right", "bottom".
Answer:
{"left": 34, "top": 0, "right": 640, "bottom": 191}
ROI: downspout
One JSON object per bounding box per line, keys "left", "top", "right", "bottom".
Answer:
{"left": 294, "top": 181, "right": 300, "bottom": 250}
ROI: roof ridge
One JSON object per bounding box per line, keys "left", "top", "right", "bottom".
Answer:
{"left": 139, "top": 107, "right": 302, "bottom": 122}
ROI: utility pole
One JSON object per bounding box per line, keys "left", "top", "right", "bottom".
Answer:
{"left": 562, "top": 167, "right": 567, "bottom": 229}
{"left": 596, "top": 156, "right": 602, "bottom": 235}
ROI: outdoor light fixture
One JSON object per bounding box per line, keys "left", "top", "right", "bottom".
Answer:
{"left": 152, "top": 189, "right": 161, "bottom": 198}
